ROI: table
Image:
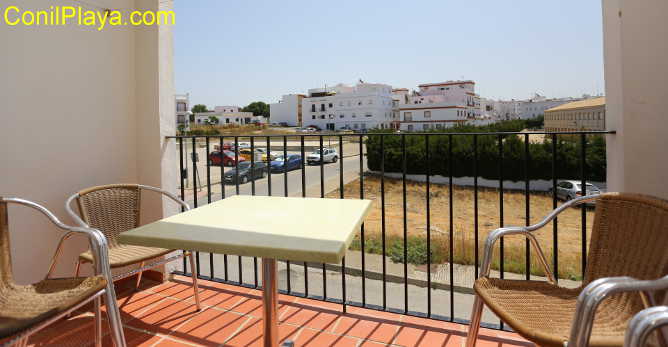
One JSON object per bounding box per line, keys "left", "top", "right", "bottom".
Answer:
{"left": 119, "top": 195, "right": 372, "bottom": 347}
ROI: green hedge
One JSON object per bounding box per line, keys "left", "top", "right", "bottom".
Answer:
{"left": 366, "top": 119, "right": 606, "bottom": 182}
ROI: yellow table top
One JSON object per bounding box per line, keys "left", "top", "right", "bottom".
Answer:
{"left": 118, "top": 195, "right": 373, "bottom": 264}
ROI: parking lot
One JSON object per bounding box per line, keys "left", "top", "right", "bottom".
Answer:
{"left": 178, "top": 140, "right": 366, "bottom": 204}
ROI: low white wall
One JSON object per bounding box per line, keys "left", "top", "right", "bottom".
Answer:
{"left": 369, "top": 172, "right": 606, "bottom": 192}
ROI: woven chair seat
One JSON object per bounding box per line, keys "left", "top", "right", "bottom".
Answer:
{"left": 0, "top": 276, "right": 106, "bottom": 339}
{"left": 475, "top": 277, "right": 636, "bottom": 347}
{"left": 79, "top": 245, "right": 174, "bottom": 268}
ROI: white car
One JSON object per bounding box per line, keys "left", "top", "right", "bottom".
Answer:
{"left": 307, "top": 148, "right": 338, "bottom": 165}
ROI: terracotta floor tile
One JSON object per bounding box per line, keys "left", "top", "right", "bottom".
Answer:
{"left": 358, "top": 340, "right": 388, "bottom": 346}
{"left": 12, "top": 278, "right": 528, "bottom": 347}
{"left": 291, "top": 328, "right": 359, "bottom": 347}
{"left": 393, "top": 324, "right": 465, "bottom": 347}
{"left": 113, "top": 290, "right": 170, "bottom": 322}
{"left": 279, "top": 305, "right": 340, "bottom": 331}
{"left": 170, "top": 307, "right": 251, "bottom": 346}
{"left": 332, "top": 314, "right": 402, "bottom": 344}
{"left": 223, "top": 318, "right": 300, "bottom": 347}
{"left": 101, "top": 327, "right": 164, "bottom": 347}
{"left": 28, "top": 313, "right": 100, "bottom": 347}
{"left": 127, "top": 298, "right": 201, "bottom": 334}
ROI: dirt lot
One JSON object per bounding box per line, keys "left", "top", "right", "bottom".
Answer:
{"left": 326, "top": 175, "right": 595, "bottom": 280}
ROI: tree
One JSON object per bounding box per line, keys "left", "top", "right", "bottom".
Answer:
{"left": 242, "top": 101, "right": 270, "bottom": 118}
{"left": 191, "top": 104, "right": 208, "bottom": 113}
{"left": 207, "top": 115, "right": 219, "bottom": 125}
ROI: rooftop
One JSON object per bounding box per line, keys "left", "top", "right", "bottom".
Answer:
{"left": 23, "top": 275, "right": 529, "bottom": 347}
{"left": 545, "top": 97, "right": 606, "bottom": 112}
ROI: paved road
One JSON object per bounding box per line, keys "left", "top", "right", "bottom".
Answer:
{"left": 181, "top": 142, "right": 366, "bottom": 205}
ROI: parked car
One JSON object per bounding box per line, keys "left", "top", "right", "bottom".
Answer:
{"left": 307, "top": 148, "right": 338, "bottom": 165}
{"left": 306, "top": 125, "right": 321, "bottom": 131}
{"left": 262, "top": 151, "right": 282, "bottom": 162}
{"left": 238, "top": 148, "right": 265, "bottom": 161}
{"left": 208, "top": 150, "right": 246, "bottom": 167}
{"left": 237, "top": 142, "right": 251, "bottom": 149}
{"left": 223, "top": 161, "right": 268, "bottom": 184}
{"left": 270, "top": 154, "right": 302, "bottom": 172}
{"left": 548, "top": 180, "right": 602, "bottom": 201}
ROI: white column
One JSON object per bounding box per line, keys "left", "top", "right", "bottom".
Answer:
{"left": 603, "top": 0, "right": 668, "bottom": 199}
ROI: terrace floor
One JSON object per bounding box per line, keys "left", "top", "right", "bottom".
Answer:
{"left": 27, "top": 275, "right": 531, "bottom": 347}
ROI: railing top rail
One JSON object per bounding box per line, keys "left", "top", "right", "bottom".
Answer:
{"left": 166, "top": 130, "right": 615, "bottom": 139}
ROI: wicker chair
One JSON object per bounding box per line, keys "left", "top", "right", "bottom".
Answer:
{"left": 624, "top": 306, "right": 668, "bottom": 347}
{"left": 466, "top": 193, "right": 668, "bottom": 347}
{"left": 0, "top": 197, "right": 126, "bottom": 347}
{"left": 63, "top": 184, "right": 201, "bottom": 310}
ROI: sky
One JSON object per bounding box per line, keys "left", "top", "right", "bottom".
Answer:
{"left": 174, "top": 1, "right": 604, "bottom": 108}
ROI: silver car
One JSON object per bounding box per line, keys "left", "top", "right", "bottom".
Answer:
{"left": 549, "top": 180, "right": 602, "bottom": 201}
{"left": 307, "top": 148, "right": 338, "bottom": 165}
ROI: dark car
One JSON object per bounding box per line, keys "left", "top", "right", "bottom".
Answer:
{"left": 209, "top": 150, "right": 246, "bottom": 167}
{"left": 270, "top": 154, "right": 302, "bottom": 173}
{"left": 223, "top": 161, "right": 268, "bottom": 184}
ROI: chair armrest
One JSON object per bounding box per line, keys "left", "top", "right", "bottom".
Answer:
{"left": 478, "top": 194, "right": 601, "bottom": 282}
{"left": 625, "top": 306, "right": 668, "bottom": 347}
{"left": 568, "top": 275, "right": 668, "bottom": 347}
{"left": 139, "top": 185, "right": 191, "bottom": 211}
{"left": 0, "top": 198, "right": 113, "bottom": 281}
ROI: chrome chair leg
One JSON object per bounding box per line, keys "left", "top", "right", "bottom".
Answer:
{"left": 94, "top": 296, "right": 102, "bottom": 347}
{"left": 188, "top": 252, "right": 202, "bottom": 311}
{"left": 135, "top": 262, "right": 144, "bottom": 290}
{"left": 104, "top": 286, "right": 127, "bottom": 347}
{"left": 74, "top": 260, "right": 82, "bottom": 277}
{"left": 466, "top": 295, "right": 485, "bottom": 347}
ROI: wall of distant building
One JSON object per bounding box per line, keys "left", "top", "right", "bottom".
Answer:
{"left": 269, "top": 94, "right": 304, "bottom": 126}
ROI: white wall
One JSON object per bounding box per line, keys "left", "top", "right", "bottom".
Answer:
{"left": 270, "top": 94, "right": 301, "bottom": 126}
{"left": 0, "top": 0, "right": 176, "bottom": 283}
{"left": 603, "top": 0, "right": 668, "bottom": 200}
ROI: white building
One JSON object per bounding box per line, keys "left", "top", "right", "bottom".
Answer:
{"left": 302, "top": 82, "right": 394, "bottom": 131}
{"left": 194, "top": 106, "right": 259, "bottom": 126}
{"left": 175, "top": 93, "right": 190, "bottom": 129}
{"left": 269, "top": 94, "right": 305, "bottom": 126}
{"left": 392, "top": 80, "right": 478, "bottom": 131}
{"left": 515, "top": 94, "right": 584, "bottom": 119}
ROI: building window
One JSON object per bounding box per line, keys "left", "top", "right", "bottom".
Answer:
{"left": 407, "top": 125, "right": 414, "bottom": 131}
{"left": 311, "top": 105, "right": 316, "bottom": 112}
{"left": 424, "top": 111, "right": 431, "bottom": 118}
{"left": 352, "top": 113, "right": 357, "bottom": 118}
{"left": 329, "top": 103, "right": 333, "bottom": 108}
{"left": 312, "top": 115, "right": 316, "bottom": 119}
{"left": 340, "top": 114, "right": 345, "bottom": 118}
{"left": 404, "top": 112, "right": 413, "bottom": 121}
{"left": 365, "top": 113, "right": 372, "bottom": 117}
{"left": 436, "top": 124, "right": 443, "bottom": 129}
{"left": 358, "top": 101, "right": 362, "bottom": 106}
{"left": 329, "top": 114, "right": 334, "bottom": 119}
{"left": 320, "top": 104, "right": 326, "bottom": 111}
{"left": 353, "top": 124, "right": 358, "bottom": 129}
{"left": 177, "top": 102, "right": 187, "bottom": 112}
{"left": 320, "top": 115, "right": 325, "bottom": 119}
{"left": 423, "top": 124, "right": 430, "bottom": 131}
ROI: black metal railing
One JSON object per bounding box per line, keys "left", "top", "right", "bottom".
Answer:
{"left": 168, "top": 130, "right": 614, "bottom": 329}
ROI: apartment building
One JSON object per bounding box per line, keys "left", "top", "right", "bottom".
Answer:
{"left": 302, "top": 82, "right": 394, "bottom": 131}
{"left": 269, "top": 94, "right": 306, "bottom": 126}
{"left": 544, "top": 97, "right": 606, "bottom": 131}
{"left": 176, "top": 93, "right": 190, "bottom": 128}
{"left": 392, "top": 80, "right": 476, "bottom": 131}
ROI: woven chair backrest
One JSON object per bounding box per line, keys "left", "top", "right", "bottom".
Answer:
{"left": 0, "top": 201, "right": 12, "bottom": 285}
{"left": 585, "top": 193, "right": 668, "bottom": 308}
{"left": 76, "top": 185, "right": 141, "bottom": 248}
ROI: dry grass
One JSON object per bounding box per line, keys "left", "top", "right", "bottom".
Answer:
{"left": 327, "top": 176, "right": 595, "bottom": 280}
